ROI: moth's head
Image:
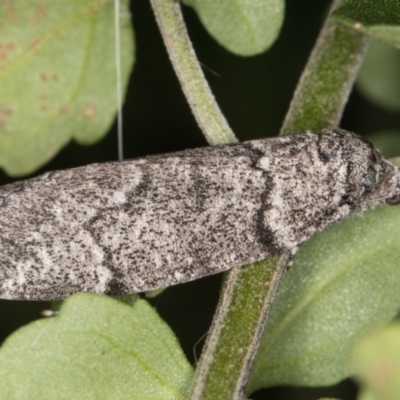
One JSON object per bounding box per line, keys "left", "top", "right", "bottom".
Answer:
{"left": 318, "top": 129, "right": 400, "bottom": 211}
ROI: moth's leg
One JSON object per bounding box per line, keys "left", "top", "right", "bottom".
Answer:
{"left": 286, "top": 246, "right": 300, "bottom": 270}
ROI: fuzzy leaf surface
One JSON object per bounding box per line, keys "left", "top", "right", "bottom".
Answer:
{"left": 0, "top": 294, "right": 193, "bottom": 400}
{"left": 333, "top": 0, "right": 400, "bottom": 49}
{"left": 357, "top": 40, "right": 400, "bottom": 111}
{"left": 248, "top": 205, "right": 400, "bottom": 391}
{"left": 182, "top": 0, "right": 284, "bottom": 56}
{"left": 0, "top": 0, "right": 134, "bottom": 176}
{"left": 351, "top": 322, "right": 400, "bottom": 400}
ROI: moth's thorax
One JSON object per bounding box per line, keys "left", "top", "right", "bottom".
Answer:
{"left": 252, "top": 129, "right": 398, "bottom": 251}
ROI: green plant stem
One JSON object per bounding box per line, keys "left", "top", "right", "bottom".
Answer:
{"left": 281, "top": 1, "right": 370, "bottom": 135}
{"left": 190, "top": 256, "right": 290, "bottom": 400}
{"left": 188, "top": 0, "right": 371, "bottom": 399}
{"left": 149, "top": 0, "right": 237, "bottom": 145}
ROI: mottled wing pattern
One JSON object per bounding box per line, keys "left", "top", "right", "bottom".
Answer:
{"left": 0, "top": 144, "right": 276, "bottom": 299}
{"left": 0, "top": 129, "right": 399, "bottom": 300}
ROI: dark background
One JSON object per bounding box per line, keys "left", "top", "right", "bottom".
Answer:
{"left": 1, "top": 0, "right": 400, "bottom": 398}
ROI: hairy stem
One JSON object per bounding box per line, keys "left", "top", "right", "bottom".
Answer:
{"left": 280, "top": 1, "right": 369, "bottom": 134}
{"left": 190, "top": 256, "right": 290, "bottom": 400}
{"left": 149, "top": 0, "right": 237, "bottom": 145}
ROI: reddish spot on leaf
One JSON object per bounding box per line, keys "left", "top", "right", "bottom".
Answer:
{"left": 31, "top": 6, "right": 48, "bottom": 26}
{"left": 0, "top": 105, "right": 13, "bottom": 133}
{"left": 0, "top": 41, "right": 15, "bottom": 61}
{"left": 5, "top": 4, "right": 19, "bottom": 22}
{"left": 39, "top": 72, "right": 58, "bottom": 82}
{"left": 89, "top": 3, "right": 100, "bottom": 13}
{"left": 29, "top": 37, "right": 40, "bottom": 50}
{"left": 59, "top": 104, "right": 69, "bottom": 114}
{"left": 370, "top": 359, "right": 393, "bottom": 391}
{"left": 83, "top": 106, "right": 96, "bottom": 118}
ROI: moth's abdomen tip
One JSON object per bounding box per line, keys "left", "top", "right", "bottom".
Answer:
{"left": 385, "top": 166, "right": 400, "bottom": 205}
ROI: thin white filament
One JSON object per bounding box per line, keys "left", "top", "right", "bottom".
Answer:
{"left": 114, "top": 0, "right": 124, "bottom": 161}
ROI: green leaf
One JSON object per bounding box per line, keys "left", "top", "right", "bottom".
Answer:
{"left": 0, "top": 294, "right": 193, "bottom": 400}
{"left": 0, "top": 0, "right": 134, "bottom": 177}
{"left": 351, "top": 322, "right": 400, "bottom": 400}
{"left": 366, "top": 130, "right": 400, "bottom": 158}
{"left": 319, "top": 398, "right": 342, "bottom": 400}
{"left": 182, "top": 0, "right": 284, "bottom": 56}
{"left": 333, "top": 0, "right": 400, "bottom": 49}
{"left": 356, "top": 40, "right": 400, "bottom": 111}
{"left": 357, "top": 391, "right": 378, "bottom": 400}
{"left": 248, "top": 204, "right": 400, "bottom": 391}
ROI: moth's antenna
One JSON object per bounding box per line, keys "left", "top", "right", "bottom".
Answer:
{"left": 114, "top": 0, "right": 124, "bottom": 161}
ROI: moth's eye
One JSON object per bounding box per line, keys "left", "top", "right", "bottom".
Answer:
{"left": 386, "top": 194, "right": 400, "bottom": 205}
{"left": 321, "top": 152, "right": 331, "bottom": 162}
{"left": 361, "top": 167, "right": 376, "bottom": 190}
